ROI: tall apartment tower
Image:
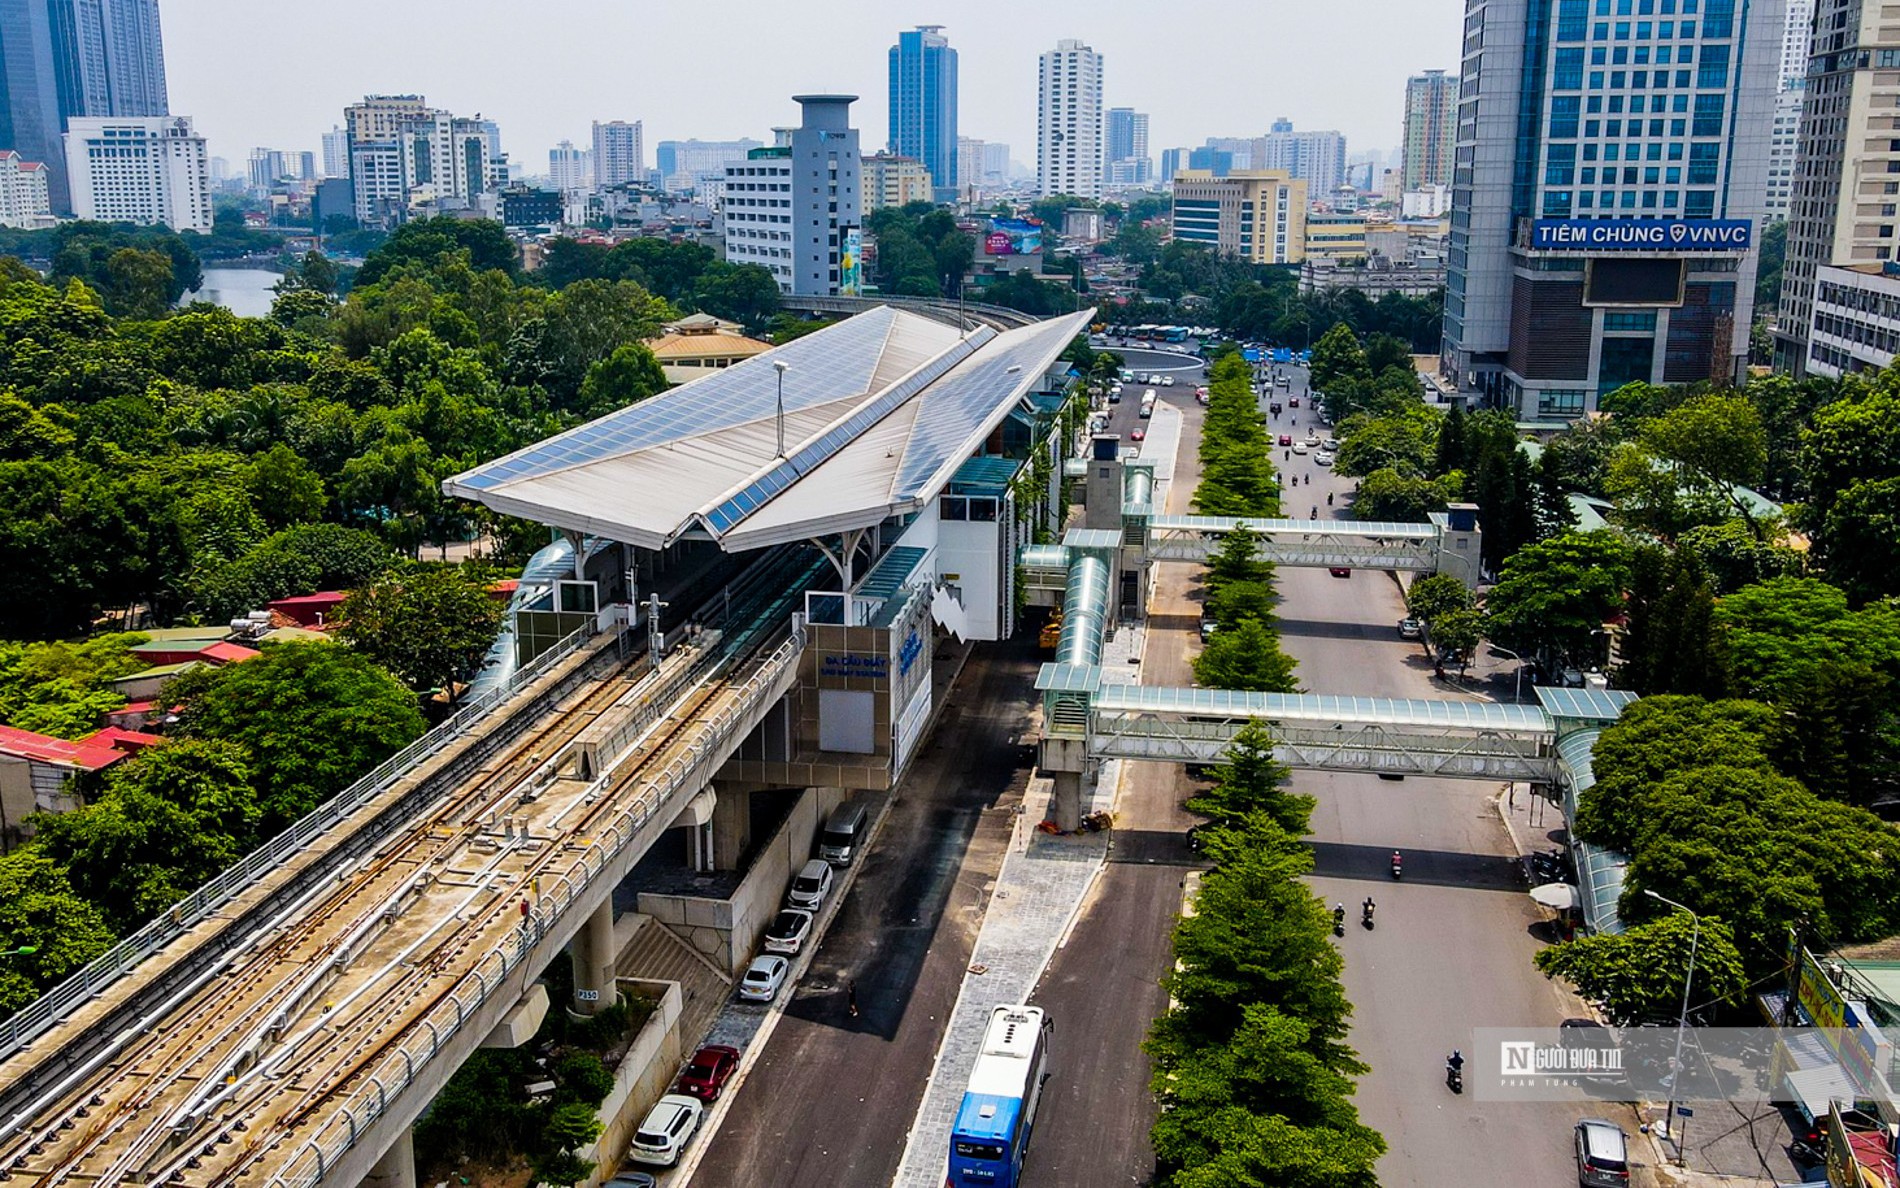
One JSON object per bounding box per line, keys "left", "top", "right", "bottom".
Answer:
{"left": 1106, "top": 107, "right": 1151, "bottom": 186}
{"left": 1259, "top": 119, "right": 1348, "bottom": 200}
{"left": 321, "top": 125, "right": 349, "bottom": 178}
{"left": 64, "top": 114, "right": 209, "bottom": 232}
{"left": 592, "top": 119, "right": 644, "bottom": 188}
{"left": 889, "top": 24, "right": 957, "bottom": 200}
{"left": 1442, "top": 0, "right": 1779, "bottom": 419}
{"left": 723, "top": 94, "right": 862, "bottom": 297}
{"left": 0, "top": 0, "right": 167, "bottom": 211}
{"left": 1763, "top": 0, "right": 1813, "bottom": 221}
{"left": 549, "top": 140, "right": 590, "bottom": 192}
{"left": 1037, "top": 39, "right": 1104, "bottom": 198}
{"left": 1775, "top": 0, "right": 1900, "bottom": 371}
{"left": 1402, "top": 70, "right": 1458, "bottom": 190}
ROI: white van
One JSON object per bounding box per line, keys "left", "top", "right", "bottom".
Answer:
{"left": 818, "top": 801, "right": 869, "bottom": 866}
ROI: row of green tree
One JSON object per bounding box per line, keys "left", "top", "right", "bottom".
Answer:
{"left": 1191, "top": 355, "right": 1297, "bottom": 694}
{"left": 0, "top": 562, "right": 504, "bottom": 1014}
{"left": 1147, "top": 726, "right": 1384, "bottom": 1185}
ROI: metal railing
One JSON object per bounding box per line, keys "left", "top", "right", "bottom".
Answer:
{"left": 266, "top": 622, "right": 809, "bottom": 1187}
{"left": 0, "top": 626, "right": 597, "bottom": 1058}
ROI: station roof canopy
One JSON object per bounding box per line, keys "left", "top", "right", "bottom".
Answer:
{"left": 444, "top": 306, "right": 1093, "bottom": 552}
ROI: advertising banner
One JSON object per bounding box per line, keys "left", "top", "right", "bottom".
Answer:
{"left": 1531, "top": 218, "right": 1752, "bottom": 252}
{"left": 985, "top": 218, "right": 1043, "bottom": 256}
{"left": 840, "top": 226, "right": 863, "bottom": 296}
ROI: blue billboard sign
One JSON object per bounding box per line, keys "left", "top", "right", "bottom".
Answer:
{"left": 1531, "top": 218, "right": 1752, "bottom": 252}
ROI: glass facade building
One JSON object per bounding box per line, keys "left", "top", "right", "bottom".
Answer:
{"left": 888, "top": 25, "right": 957, "bottom": 200}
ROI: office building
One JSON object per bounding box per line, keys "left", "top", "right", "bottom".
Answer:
{"left": 1106, "top": 107, "right": 1151, "bottom": 186}
{"left": 1304, "top": 210, "right": 1369, "bottom": 263}
{"left": 321, "top": 125, "right": 348, "bottom": 177}
{"left": 1402, "top": 70, "right": 1457, "bottom": 190}
{"left": 889, "top": 25, "right": 957, "bottom": 200}
{"left": 342, "top": 95, "right": 506, "bottom": 225}
{"left": 549, "top": 140, "right": 590, "bottom": 192}
{"left": 1777, "top": 0, "right": 1900, "bottom": 372}
{"left": 1188, "top": 146, "right": 1233, "bottom": 178}
{"left": 1, "top": 0, "right": 168, "bottom": 211}
{"left": 956, "top": 135, "right": 985, "bottom": 192}
{"left": 0, "top": 149, "right": 49, "bottom": 225}
{"left": 1159, "top": 147, "right": 1186, "bottom": 182}
{"left": 592, "top": 119, "right": 643, "bottom": 188}
{"left": 1037, "top": 39, "right": 1104, "bottom": 198}
{"left": 656, "top": 138, "right": 761, "bottom": 190}
{"left": 1443, "top": 0, "right": 1777, "bottom": 420}
{"left": 64, "top": 114, "right": 209, "bottom": 232}
{"left": 1763, "top": 0, "right": 1812, "bottom": 220}
{"left": 723, "top": 94, "right": 862, "bottom": 297}
{"left": 864, "top": 151, "right": 933, "bottom": 209}
{"left": 1260, "top": 118, "right": 1348, "bottom": 201}
{"left": 247, "top": 147, "right": 288, "bottom": 192}
{"left": 1171, "top": 169, "right": 1307, "bottom": 264}
{"left": 1805, "top": 262, "right": 1900, "bottom": 377}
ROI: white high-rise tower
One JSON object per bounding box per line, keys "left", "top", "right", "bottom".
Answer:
{"left": 1037, "top": 39, "right": 1103, "bottom": 198}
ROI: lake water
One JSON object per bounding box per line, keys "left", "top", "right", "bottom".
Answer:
{"left": 187, "top": 268, "right": 284, "bottom": 319}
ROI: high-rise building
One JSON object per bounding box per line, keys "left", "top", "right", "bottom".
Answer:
{"left": 956, "top": 136, "right": 984, "bottom": 192}
{"left": 1259, "top": 119, "right": 1347, "bottom": 201}
{"left": 981, "top": 141, "right": 1010, "bottom": 183}
{"left": 1777, "top": 0, "right": 1900, "bottom": 370}
{"left": 889, "top": 24, "right": 957, "bottom": 200}
{"left": 1159, "top": 147, "right": 1186, "bottom": 183}
{"left": 342, "top": 96, "right": 506, "bottom": 226}
{"left": 64, "top": 114, "right": 209, "bottom": 231}
{"left": 0, "top": 149, "right": 49, "bottom": 225}
{"left": 723, "top": 94, "right": 862, "bottom": 296}
{"left": 1188, "top": 147, "right": 1234, "bottom": 177}
{"left": 1762, "top": 0, "right": 1812, "bottom": 221}
{"left": 1172, "top": 169, "right": 1307, "bottom": 263}
{"left": 1038, "top": 39, "right": 1104, "bottom": 198}
{"left": 864, "top": 151, "right": 933, "bottom": 209}
{"left": 247, "top": 147, "right": 287, "bottom": 191}
{"left": 656, "top": 138, "right": 762, "bottom": 190}
{"left": 592, "top": 119, "right": 643, "bottom": 188}
{"left": 1, "top": 0, "right": 168, "bottom": 211}
{"left": 1402, "top": 70, "right": 1457, "bottom": 190}
{"left": 549, "top": 140, "right": 590, "bottom": 193}
{"left": 1106, "top": 107, "right": 1151, "bottom": 186}
{"left": 344, "top": 93, "right": 428, "bottom": 221}
{"left": 321, "top": 125, "right": 348, "bottom": 177}
{"left": 1443, "top": 0, "right": 1776, "bottom": 418}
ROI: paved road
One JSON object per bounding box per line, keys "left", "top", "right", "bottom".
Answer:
{"left": 689, "top": 643, "right": 1040, "bottom": 1187}
{"left": 1280, "top": 407, "right": 1644, "bottom": 1188}
{"left": 1025, "top": 364, "right": 1208, "bottom": 1187}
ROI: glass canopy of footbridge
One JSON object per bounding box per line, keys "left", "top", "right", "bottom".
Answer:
{"left": 1143, "top": 515, "right": 1443, "bottom": 569}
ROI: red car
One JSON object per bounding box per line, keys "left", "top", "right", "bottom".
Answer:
{"left": 1328, "top": 567, "right": 1352, "bottom": 578}
{"left": 1288, "top": 396, "right": 1301, "bottom": 407}
{"left": 1130, "top": 428, "right": 1147, "bottom": 442}
{"left": 1278, "top": 434, "right": 1293, "bottom": 446}
{"left": 674, "top": 1044, "right": 741, "bottom": 1101}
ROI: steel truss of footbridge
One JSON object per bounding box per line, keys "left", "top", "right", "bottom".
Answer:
{"left": 1038, "top": 663, "right": 1634, "bottom": 784}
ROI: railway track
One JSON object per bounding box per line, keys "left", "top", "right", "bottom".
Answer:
{"left": 0, "top": 549, "right": 823, "bottom": 1187}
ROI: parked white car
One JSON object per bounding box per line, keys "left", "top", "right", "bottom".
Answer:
{"left": 738, "top": 954, "right": 790, "bottom": 1002}
{"left": 626, "top": 1094, "right": 705, "bottom": 1167}
{"left": 763, "top": 908, "right": 815, "bottom": 955}
{"left": 786, "top": 859, "right": 834, "bottom": 911}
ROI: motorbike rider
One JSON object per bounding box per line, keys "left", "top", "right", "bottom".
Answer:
{"left": 1391, "top": 849, "right": 1403, "bottom": 874}
{"left": 1362, "top": 896, "right": 1376, "bottom": 922}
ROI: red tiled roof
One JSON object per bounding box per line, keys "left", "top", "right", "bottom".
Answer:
{"left": 81, "top": 726, "right": 163, "bottom": 751}
{"left": 267, "top": 591, "right": 348, "bottom": 610}
{"left": 0, "top": 725, "right": 127, "bottom": 771}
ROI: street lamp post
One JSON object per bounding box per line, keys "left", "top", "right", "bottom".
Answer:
{"left": 772, "top": 360, "right": 790, "bottom": 459}
{"left": 1645, "top": 889, "right": 1701, "bottom": 1163}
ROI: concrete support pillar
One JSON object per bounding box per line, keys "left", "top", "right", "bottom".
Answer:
{"left": 710, "top": 785, "right": 752, "bottom": 870}
{"left": 569, "top": 900, "right": 616, "bottom": 1017}
{"left": 362, "top": 1126, "right": 416, "bottom": 1188}
{"left": 1050, "top": 770, "right": 1084, "bottom": 833}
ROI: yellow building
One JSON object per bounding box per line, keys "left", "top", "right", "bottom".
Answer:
{"left": 1170, "top": 169, "right": 1307, "bottom": 264}
{"left": 863, "top": 153, "right": 935, "bottom": 210}
{"left": 1303, "top": 210, "right": 1369, "bottom": 265}
{"left": 646, "top": 313, "right": 773, "bottom": 385}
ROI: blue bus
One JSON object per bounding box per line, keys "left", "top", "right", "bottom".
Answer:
{"left": 1161, "top": 326, "right": 1190, "bottom": 343}
{"left": 947, "top": 1005, "right": 1052, "bottom": 1187}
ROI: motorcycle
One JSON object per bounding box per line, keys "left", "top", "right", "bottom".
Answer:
{"left": 1390, "top": 851, "right": 1403, "bottom": 880}
{"left": 1446, "top": 1057, "right": 1464, "bottom": 1094}
{"left": 1333, "top": 904, "right": 1346, "bottom": 937}
{"left": 1361, "top": 898, "right": 1376, "bottom": 930}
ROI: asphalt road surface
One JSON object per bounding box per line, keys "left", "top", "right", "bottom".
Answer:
{"left": 1025, "top": 361, "right": 1208, "bottom": 1187}
{"left": 1279, "top": 397, "right": 1642, "bottom": 1188}
{"left": 688, "top": 643, "right": 1040, "bottom": 1187}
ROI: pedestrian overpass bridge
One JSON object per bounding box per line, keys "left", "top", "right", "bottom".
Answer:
{"left": 1035, "top": 660, "right": 1633, "bottom": 784}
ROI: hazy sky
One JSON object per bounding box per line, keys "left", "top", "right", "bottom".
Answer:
{"left": 166, "top": 0, "right": 1463, "bottom": 173}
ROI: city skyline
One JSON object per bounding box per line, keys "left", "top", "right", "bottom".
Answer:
{"left": 159, "top": 0, "right": 1460, "bottom": 181}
